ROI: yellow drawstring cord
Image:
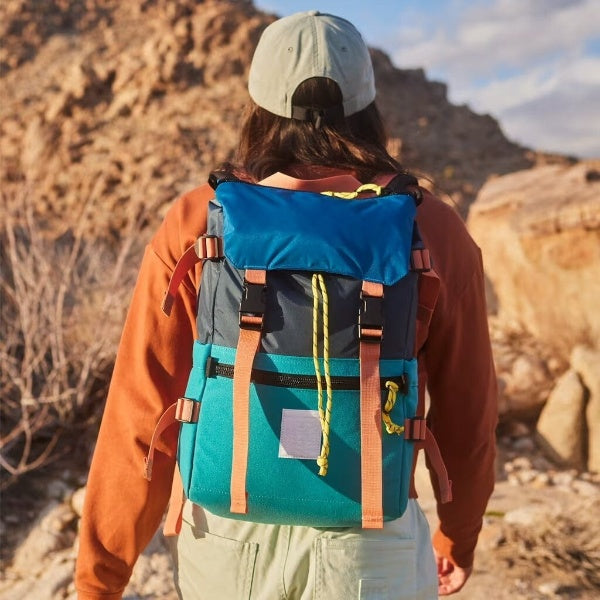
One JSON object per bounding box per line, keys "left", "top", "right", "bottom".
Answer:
{"left": 321, "top": 183, "right": 384, "bottom": 199}
{"left": 383, "top": 381, "right": 405, "bottom": 435}
{"left": 311, "top": 273, "right": 333, "bottom": 476}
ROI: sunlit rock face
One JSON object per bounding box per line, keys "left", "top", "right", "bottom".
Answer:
{"left": 468, "top": 161, "right": 600, "bottom": 360}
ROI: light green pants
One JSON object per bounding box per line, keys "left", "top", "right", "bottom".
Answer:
{"left": 168, "top": 500, "right": 437, "bottom": 600}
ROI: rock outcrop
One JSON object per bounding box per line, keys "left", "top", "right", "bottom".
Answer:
{"left": 468, "top": 161, "right": 600, "bottom": 359}
{"left": 489, "top": 317, "right": 562, "bottom": 418}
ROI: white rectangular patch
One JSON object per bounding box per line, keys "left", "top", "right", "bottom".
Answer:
{"left": 278, "top": 409, "right": 322, "bottom": 460}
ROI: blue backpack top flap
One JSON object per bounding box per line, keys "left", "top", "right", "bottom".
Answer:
{"left": 216, "top": 181, "right": 416, "bottom": 286}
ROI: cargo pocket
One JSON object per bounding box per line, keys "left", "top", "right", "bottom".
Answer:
{"left": 314, "top": 536, "right": 417, "bottom": 600}
{"left": 174, "top": 519, "right": 258, "bottom": 600}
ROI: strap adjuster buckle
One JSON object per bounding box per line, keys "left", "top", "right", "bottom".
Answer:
{"left": 175, "top": 397, "right": 200, "bottom": 423}
{"left": 195, "top": 235, "right": 223, "bottom": 261}
{"left": 359, "top": 292, "right": 384, "bottom": 341}
{"left": 404, "top": 417, "right": 427, "bottom": 441}
{"left": 410, "top": 248, "right": 432, "bottom": 273}
{"left": 239, "top": 280, "right": 266, "bottom": 330}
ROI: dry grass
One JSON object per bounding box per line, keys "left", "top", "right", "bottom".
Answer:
{"left": 0, "top": 189, "right": 146, "bottom": 488}
{"left": 496, "top": 500, "right": 600, "bottom": 593}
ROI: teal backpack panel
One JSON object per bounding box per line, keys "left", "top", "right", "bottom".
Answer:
{"left": 179, "top": 342, "right": 418, "bottom": 526}
{"left": 177, "top": 342, "right": 211, "bottom": 488}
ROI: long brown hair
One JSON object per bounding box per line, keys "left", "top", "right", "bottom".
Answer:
{"left": 235, "top": 77, "right": 403, "bottom": 182}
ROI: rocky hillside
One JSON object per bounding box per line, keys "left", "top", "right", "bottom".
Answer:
{"left": 1, "top": 0, "right": 535, "bottom": 237}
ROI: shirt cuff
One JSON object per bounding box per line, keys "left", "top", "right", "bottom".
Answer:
{"left": 77, "top": 590, "right": 123, "bottom": 600}
{"left": 432, "top": 527, "right": 475, "bottom": 569}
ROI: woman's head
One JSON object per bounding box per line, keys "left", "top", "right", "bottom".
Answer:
{"left": 236, "top": 11, "right": 402, "bottom": 181}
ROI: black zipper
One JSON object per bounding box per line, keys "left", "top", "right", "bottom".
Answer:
{"left": 205, "top": 357, "right": 408, "bottom": 394}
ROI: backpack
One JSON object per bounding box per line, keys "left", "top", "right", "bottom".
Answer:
{"left": 144, "top": 172, "right": 452, "bottom": 534}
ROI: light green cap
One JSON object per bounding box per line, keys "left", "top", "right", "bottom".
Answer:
{"left": 248, "top": 10, "right": 376, "bottom": 118}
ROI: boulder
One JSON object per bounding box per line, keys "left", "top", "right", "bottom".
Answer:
{"left": 490, "top": 318, "right": 558, "bottom": 418}
{"left": 571, "top": 345, "right": 600, "bottom": 472}
{"left": 502, "top": 353, "right": 550, "bottom": 415}
{"left": 71, "top": 485, "right": 86, "bottom": 518}
{"left": 468, "top": 161, "right": 600, "bottom": 360}
{"left": 11, "top": 502, "right": 77, "bottom": 577}
{"left": 536, "top": 369, "right": 587, "bottom": 470}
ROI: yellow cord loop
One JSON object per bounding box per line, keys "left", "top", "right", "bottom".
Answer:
{"left": 383, "top": 381, "right": 405, "bottom": 435}
{"left": 311, "top": 273, "right": 333, "bottom": 476}
{"left": 321, "top": 183, "right": 384, "bottom": 199}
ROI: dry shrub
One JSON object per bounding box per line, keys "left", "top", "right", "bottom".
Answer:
{"left": 0, "top": 190, "right": 147, "bottom": 488}
{"left": 496, "top": 499, "right": 600, "bottom": 593}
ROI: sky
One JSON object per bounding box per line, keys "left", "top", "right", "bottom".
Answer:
{"left": 254, "top": 0, "right": 600, "bottom": 158}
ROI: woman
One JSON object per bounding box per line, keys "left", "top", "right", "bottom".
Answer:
{"left": 76, "top": 11, "right": 497, "bottom": 599}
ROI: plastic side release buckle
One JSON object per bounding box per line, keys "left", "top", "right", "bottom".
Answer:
{"left": 239, "top": 280, "right": 266, "bottom": 330}
{"left": 359, "top": 292, "right": 384, "bottom": 341}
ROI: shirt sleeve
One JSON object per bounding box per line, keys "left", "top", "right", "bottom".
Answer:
{"left": 75, "top": 187, "right": 211, "bottom": 598}
{"left": 425, "top": 249, "right": 498, "bottom": 568}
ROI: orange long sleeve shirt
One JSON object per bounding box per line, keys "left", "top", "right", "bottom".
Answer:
{"left": 75, "top": 172, "right": 497, "bottom": 599}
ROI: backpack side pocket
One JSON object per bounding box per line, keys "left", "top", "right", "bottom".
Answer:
{"left": 178, "top": 341, "right": 212, "bottom": 497}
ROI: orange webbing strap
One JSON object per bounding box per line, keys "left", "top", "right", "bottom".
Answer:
{"left": 143, "top": 398, "right": 200, "bottom": 480}
{"left": 359, "top": 281, "right": 384, "bottom": 529}
{"left": 414, "top": 269, "right": 440, "bottom": 364}
{"left": 144, "top": 399, "right": 201, "bottom": 535}
{"left": 230, "top": 269, "right": 266, "bottom": 514}
{"left": 423, "top": 426, "right": 452, "bottom": 503}
{"left": 163, "top": 464, "right": 185, "bottom": 536}
{"left": 405, "top": 420, "right": 452, "bottom": 504}
{"left": 162, "top": 236, "right": 224, "bottom": 316}
{"left": 143, "top": 402, "right": 178, "bottom": 481}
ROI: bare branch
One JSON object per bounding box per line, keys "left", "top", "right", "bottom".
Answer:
{"left": 0, "top": 187, "right": 147, "bottom": 483}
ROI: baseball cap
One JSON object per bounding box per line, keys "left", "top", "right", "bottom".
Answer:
{"left": 248, "top": 10, "right": 376, "bottom": 120}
